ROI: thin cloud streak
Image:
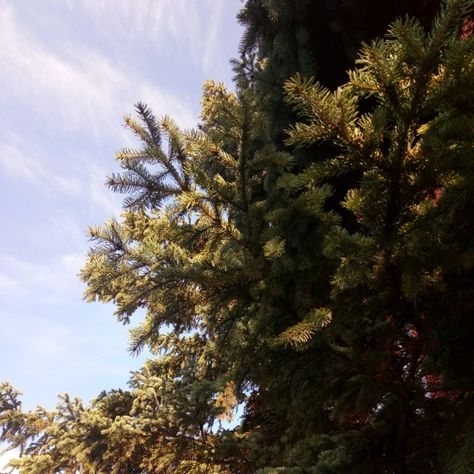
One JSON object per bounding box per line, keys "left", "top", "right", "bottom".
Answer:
{"left": 0, "top": 138, "right": 44, "bottom": 182}
{"left": 0, "top": 133, "right": 81, "bottom": 193}
{"left": 0, "top": 3, "right": 196, "bottom": 141}
{"left": 0, "top": 252, "right": 84, "bottom": 302}
{"left": 0, "top": 133, "right": 123, "bottom": 218}
{"left": 202, "top": 0, "right": 226, "bottom": 72}
{"left": 78, "top": 0, "right": 225, "bottom": 74}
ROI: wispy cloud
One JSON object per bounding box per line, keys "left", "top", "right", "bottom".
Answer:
{"left": 0, "top": 252, "right": 84, "bottom": 302}
{"left": 0, "top": 2, "right": 196, "bottom": 141}
{"left": 0, "top": 138, "right": 45, "bottom": 182}
{"left": 0, "top": 3, "right": 122, "bottom": 136}
{"left": 0, "top": 132, "right": 81, "bottom": 191}
{"left": 202, "top": 1, "right": 226, "bottom": 72}
{"left": 77, "top": 0, "right": 226, "bottom": 74}
{"left": 0, "top": 133, "right": 123, "bottom": 218}
{"left": 0, "top": 273, "right": 20, "bottom": 295}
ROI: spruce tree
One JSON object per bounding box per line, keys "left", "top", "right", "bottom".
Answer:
{"left": 279, "top": 1, "right": 474, "bottom": 470}
{"left": 0, "top": 1, "right": 472, "bottom": 473}
{"left": 237, "top": 0, "right": 441, "bottom": 144}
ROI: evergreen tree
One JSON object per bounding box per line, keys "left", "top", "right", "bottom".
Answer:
{"left": 278, "top": 1, "right": 474, "bottom": 470}
{"left": 0, "top": 1, "right": 472, "bottom": 473}
{"left": 237, "top": 0, "right": 441, "bottom": 143}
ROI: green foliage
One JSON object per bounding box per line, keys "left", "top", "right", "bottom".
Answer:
{"left": 1, "top": 1, "right": 473, "bottom": 472}
{"left": 274, "top": 308, "right": 332, "bottom": 349}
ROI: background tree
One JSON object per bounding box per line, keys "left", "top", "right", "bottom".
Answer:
{"left": 237, "top": 0, "right": 441, "bottom": 143}
{"left": 279, "top": 1, "right": 474, "bottom": 470}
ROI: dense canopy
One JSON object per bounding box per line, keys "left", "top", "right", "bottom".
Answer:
{"left": 1, "top": 0, "right": 473, "bottom": 472}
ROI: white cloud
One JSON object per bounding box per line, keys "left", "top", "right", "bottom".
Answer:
{"left": 202, "top": 0, "right": 226, "bottom": 72}
{"left": 0, "top": 273, "right": 20, "bottom": 294}
{"left": 0, "top": 133, "right": 123, "bottom": 218}
{"left": 0, "top": 3, "right": 196, "bottom": 140}
{"left": 0, "top": 138, "right": 44, "bottom": 181}
{"left": 0, "top": 132, "right": 81, "bottom": 192}
{"left": 138, "top": 84, "right": 196, "bottom": 129}
{"left": 78, "top": 0, "right": 225, "bottom": 74}
{"left": 0, "top": 252, "right": 84, "bottom": 301}
{"left": 54, "top": 0, "right": 74, "bottom": 10}
{"left": 0, "top": 4, "right": 117, "bottom": 135}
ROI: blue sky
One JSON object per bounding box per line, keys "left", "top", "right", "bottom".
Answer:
{"left": 0, "top": 0, "right": 242, "bottom": 433}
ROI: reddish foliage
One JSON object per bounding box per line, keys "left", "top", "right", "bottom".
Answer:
{"left": 459, "top": 18, "right": 474, "bottom": 39}
{"left": 424, "top": 374, "right": 461, "bottom": 400}
{"left": 427, "top": 187, "right": 444, "bottom": 208}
